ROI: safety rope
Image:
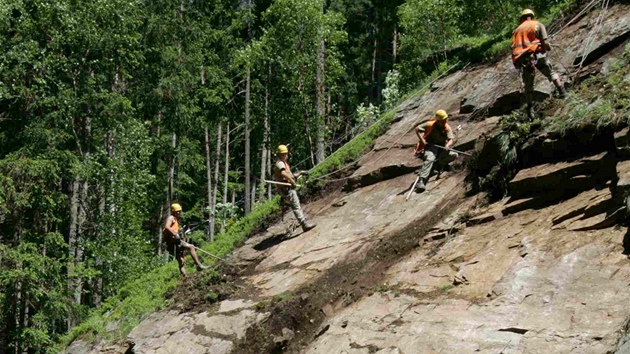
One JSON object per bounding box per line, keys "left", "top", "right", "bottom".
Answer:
{"left": 572, "top": 0, "right": 610, "bottom": 77}
{"left": 548, "top": 0, "right": 601, "bottom": 36}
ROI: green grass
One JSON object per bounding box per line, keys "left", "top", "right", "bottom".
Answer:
{"left": 547, "top": 43, "right": 630, "bottom": 135}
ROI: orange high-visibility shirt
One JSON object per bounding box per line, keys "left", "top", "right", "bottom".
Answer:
{"left": 511, "top": 20, "right": 542, "bottom": 63}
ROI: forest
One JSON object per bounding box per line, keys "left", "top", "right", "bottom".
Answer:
{"left": 0, "top": 0, "right": 574, "bottom": 352}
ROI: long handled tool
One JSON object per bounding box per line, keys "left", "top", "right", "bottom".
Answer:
{"left": 406, "top": 176, "right": 421, "bottom": 201}
{"left": 181, "top": 241, "right": 225, "bottom": 262}
{"left": 183, "top": 218, "right": 212, "bottom": 234}
{"left": 263, "top": 179, "right": 302, "bottom": 188}
{"left": 427, "top": 143, "right": 473, "bottom": 157}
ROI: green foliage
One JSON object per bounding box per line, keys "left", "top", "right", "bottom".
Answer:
{"left": 307, "top": 107, "right": 397, "bottom": 187}
{"left": 58, "top": 261, "right": 180, "bottom": 347}
{"left": 467, "top": 111, "right": 542, "bottom": 198}
{"left": 547, "top": 42, "right": 630, "bottom": 135}
{"left": 399, "top": 0, "right": 464, "bottom": 59}
{"left": 382, "top": 70, "right": 402, "bottom": 110}
{"left": 397, "top": 0, "right": 579, "bottom": 90}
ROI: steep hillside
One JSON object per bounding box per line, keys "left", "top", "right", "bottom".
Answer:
{"left": 67, "top": 4, "right": 630, "bottom": 354}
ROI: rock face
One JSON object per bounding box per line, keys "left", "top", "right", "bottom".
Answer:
{"left": 66, "top": 5, "right": 630, "bottom": 354}
{"left": 306, "top": 182, "right": 630, "bottom": 354}
{"left": 125, "top": 309, "right": 268, "bottom": 354}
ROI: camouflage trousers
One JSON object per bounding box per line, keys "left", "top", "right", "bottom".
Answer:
{"left": 517, "top": 52, "right": 560, "bottom": 105}
{"left": 281, "top": 188, "right": 306, "bottom": 224}
{"left": 418, "top": 145, "right": 458, "bottom": 180}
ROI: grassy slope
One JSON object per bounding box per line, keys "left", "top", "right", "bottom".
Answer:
{"left": 547, "top": 43, "right": 630, "bottom": 134}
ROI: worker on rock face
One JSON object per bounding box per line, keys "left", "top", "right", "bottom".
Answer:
{"left": 274, "top": 145, "right": 316, "bottom": 232}
{"left": 414, "top": 110, "right": 458, "bottom": 193}
{"left": 163, "top": 203, "right": 208, "bottom": 277}
{"left": 511, "top": 8, "right": 567, "bottom": 119}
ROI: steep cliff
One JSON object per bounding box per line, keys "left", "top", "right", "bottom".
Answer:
{"left": 67, "top": 4, "right": 630, "bottom": 353}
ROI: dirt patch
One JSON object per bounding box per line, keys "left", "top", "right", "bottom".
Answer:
{"left": 168, "top": 262, "right": 243, "bottom": 313}
{"left": 232, "top": 184, "right": 467, "bottom": 354}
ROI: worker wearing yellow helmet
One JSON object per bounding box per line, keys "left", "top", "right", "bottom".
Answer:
{"left": 274, "top": 145, "right": 316, "bottom": 232}
{"left": 511, "top": 8, "right": 567, "bottom": 119}
{"left": 413, "top": 110, "right": 458, "bottom": 193}
{"left": 163, "top": 203, "right": 208, "bottom": 277}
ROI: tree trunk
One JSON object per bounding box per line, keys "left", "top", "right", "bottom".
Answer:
{"left": 94, "top": 181, "right": 105, "bottom": 308}
{"left": 315, "top": 35, "right": 326, "bottom": 164}
{"left": 221, "top": 122, "right": 230, "bottom": 233}
{"left": 299, "top": 67, "right": 316, "bottom": 167}
{"left": 393, "top": 28, "right": 398, "bottom": 64}
{"left": 267, "top": 144, "right": 272, "bottom": 200}
{"left": 21, "top": 293, "right": 28, "bottom": 354}
{"left": 67, "top": 177, "right": 81, "bottom": 325}
{"left": 68, "top": 108, "right": 91, "bottom": 327}
{"left": 15, "top": 276, "right": 21, "bottom": 353}
{"left": 168, "top": 132, "right": 177, "bottom": 204}
{"left": 259, "top": 76, "right": 270, "bottom": 201}
{"left": 259, "top": 148, "right": 267, "bottom": 202}
{"left": 244, "top": 66, "right": 251, "bottom": 215}
{"left": 251, "top": 177, "right": 256, "bottom": 211}
{"left": 244, "top": 0, "right": 252, "bottom": 215}
{"left": 372, "top": 36, "right": 378, "bottom": 84}
{"left": 164, "top": 131, "right": 176, "bottom": 262}
{"left": 266, "top": 66, "right": 273, "bottom": 200}
{"left": 156, "top": 112, "right": 164, "bottom": 256}
{"left": 204, "top": 127, "right": 213, "bottom": 241}
{"left": 210, "top": 123, "right": 222, "bottom": 241}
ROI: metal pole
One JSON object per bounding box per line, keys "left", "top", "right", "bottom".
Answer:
{"left": 406, "top": 176, "right": 420, "bottom": 201}
{"left": 427, "top": 143, "right": 473, "bottom": 157}
{"left": 194, "top": 246, "right": 223, "bottom": 261}
{"left": 263, "top": 179, "right": 302, "bottom": 187}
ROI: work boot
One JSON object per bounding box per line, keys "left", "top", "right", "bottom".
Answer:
{"left": 558, "top": 86, "right": 568, "bottom": 99}
{"left": 196, "top": 264, "right": 209, "bottom": 272}
{"left": 526, "top": 104, "right": 535, "bottom": 120}
{"left": 301, "top": 221, "right": 316, "bottom": 232}
{"left": 415, "top": 178, "right": 426, "bottom": 193}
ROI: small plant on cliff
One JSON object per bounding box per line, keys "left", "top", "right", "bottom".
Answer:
{"left": 547, "top": 42, "right": 630, "bottom": 135}
{"left": 467, "top": 111, "right": 542, "bottom": 199}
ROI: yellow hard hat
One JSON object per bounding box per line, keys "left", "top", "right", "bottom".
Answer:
{"left": 171, "top": 203, "right": 182, "bottom": 212}
{"left": 521, "top": 9, "right": 535, "bottom": 18}
{"left": 435, "top": 110, "right": 448, "bottom": 121}
{"left": 277, "top": 145, "right": 289, "bottom": 154}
